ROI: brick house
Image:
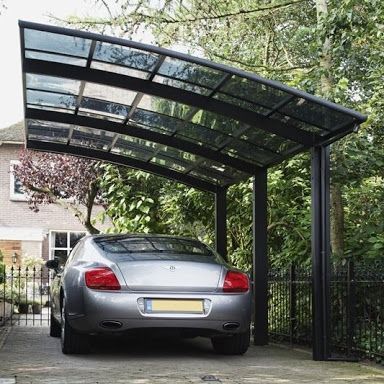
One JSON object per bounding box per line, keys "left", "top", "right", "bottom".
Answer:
{"left": 0, "top": 121, "right": 106, "bottom": 266}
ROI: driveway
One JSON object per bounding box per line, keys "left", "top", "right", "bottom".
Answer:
{"left": 0, "top": 326, "right": 383, "bottom": 383}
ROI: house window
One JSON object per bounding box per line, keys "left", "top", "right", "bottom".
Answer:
{"left": 49, "top": 231, "right": 86, "bottom": 266}
{"left": 9, "top": 160, "right": 28, "bottom": 201}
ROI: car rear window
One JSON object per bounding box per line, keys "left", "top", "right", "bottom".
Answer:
{"left": 94, "top": 236, "right": 214, "bottom": 257}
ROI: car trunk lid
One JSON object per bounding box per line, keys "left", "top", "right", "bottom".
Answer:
{"left": 115, "top": 258, "right": 223, "bottom": 292}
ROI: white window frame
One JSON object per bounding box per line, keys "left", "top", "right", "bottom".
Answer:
{"left": 49, "top": 230, "right": 86, "bottom": 260}
{"left": 9, "top": 160, "right": 28, "bottom": 201}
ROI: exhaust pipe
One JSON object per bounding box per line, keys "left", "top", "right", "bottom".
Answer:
{"left": 100, "top": 320, "right": 123, "bottom": 329}
{"left": 223, "top": 322, "right": 240, "bottom": 331}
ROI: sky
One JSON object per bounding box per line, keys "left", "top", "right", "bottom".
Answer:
{"left": 0, "top": 0, "right": 118, "bottom": 128}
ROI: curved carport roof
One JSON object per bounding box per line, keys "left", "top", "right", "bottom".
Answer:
{"left": 19, "top": 21, "right": 366, "bottom": 193}
{"left": 18, "top": 20, "right": 368, "bottom": 361}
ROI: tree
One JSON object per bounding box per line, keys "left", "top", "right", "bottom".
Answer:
{"left": 317, "top": 0, "right": 384, "bottom": 258}
{"left": 112, "top": 0, "right": 383, "bottom": 264}
{"left": 59, "top": 0, "right": 384, "bottom": 267}
{"left": 99, "top": 164, "right": 216, "bottom": 241}
{"left": 99, "top": 164, "right": 167, "bottom": 234}
{"left": 13, "top": 149, "right": 104, "bottom": 234}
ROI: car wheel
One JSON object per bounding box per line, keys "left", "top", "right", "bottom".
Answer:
{"left": 61, "top": 298, "right": 90, "bottom": 354}
{"left": 50, "top": 313, "right": 61, "bottom": 337}
{"left": 211, "top": 328, "right": 250, "bottom": 355}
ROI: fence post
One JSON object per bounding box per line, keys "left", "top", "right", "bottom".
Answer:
{"left": 289, "top": 264, "right": 297, "bottom": 346}
{"left": 1, "top": 266, "right": 5, "bottom": 326}
{"left": 10, "top": 266, "right": 14, "bottom": 325}
{"left": 346, "top": 259, "right": 356, "bottom": 356}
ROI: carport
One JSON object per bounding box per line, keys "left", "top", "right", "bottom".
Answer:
{"left": 18, "top": 20, "right": 367, "bottom": 361}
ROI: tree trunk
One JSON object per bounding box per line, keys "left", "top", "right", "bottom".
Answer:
{"left": 316, "top": 0, "right": 332, "bottom": 97}
{"left": 84, "top": 180, "right": 100, "bottom": 235}
{"left": 330, "top": 184, "right": 344, "bottom": 257}
{"left": 316, "top": 0, "right": 345, "bottom": 258}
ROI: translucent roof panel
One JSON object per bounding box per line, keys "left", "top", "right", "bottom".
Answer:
{"left": 93, "top": 41, "right": 159, "bottom": 72}
{"left": 111, "top": 136, "right": 154, "bottom": 161}
{"left": 27, "top": 120, "right": 71, "bottom": 143}
{"left": 79, "top": 97, "right": 130, "bottom": 120}
{"left": 91, "top": 61, "right": 149, "bottom": 78}
{"left": 20, "top": 21, "right": 367, "bottom": 192}
{"left": 26, "top": 74, "right": 81, "bottom": 95}
{"left": 130, "top": 109, "right": 178, "bottom": 134}
{"left": 26, "top": 90, "right": 77, "bottom": 111}
{"left": 213, "top": 92, "right": 270, "bottom": 115}
{"left": 25, "top": 28, "right": 92, "bottom": 57}
{"left": 279, "top": 97, "right": 356, "bottom": 132}
{"left": 157, "top": 57, "right": 225, "bottom": 89}
{"left": 25, "top": 51, "right": 87, "bottom": 67}
{"left": 190, "top": 110, "right": 245, "bottom": 137}
{"left": 138, "top": 94, "right": 193, "bottom": 120}
{"left": 82, "top": 83, "right": 137, "bottom": 106}
{"left": 220, "top": 75, "right": 290, "bottom": 110}
{"left": 152, "top": 75, "right": 211, "bottom": 95}
{"left": 70, "top": 126, "right": 115, "bottom": 151}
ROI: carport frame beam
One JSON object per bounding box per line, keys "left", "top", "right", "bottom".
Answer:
{"left": 215, "top": 187, "right": 228, "bottom": 261}
{"left": 311, "top": 145, "right": 331, "bottom": 361}
{"left": 253, "top": 167, "right": 268, "bottom": 345}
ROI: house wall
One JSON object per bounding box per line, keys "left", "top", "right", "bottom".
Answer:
{"left": 0, "top": 240, "right": 22, "bottom": 265}
{"left": 0, "top": 142, "right": 108, "bottom": 265}
{"left": 0, "top": 143, "right": 90, "bottom": 230}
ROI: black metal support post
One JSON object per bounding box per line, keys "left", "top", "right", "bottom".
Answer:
{"left": 253, "top": 167, "right": 268, "bottom": 345}
{"left": 215, "top": 187, "right": 227, "bottom": 261}
{"left": 311, "top": 146, "right": 331, "bottom": 361}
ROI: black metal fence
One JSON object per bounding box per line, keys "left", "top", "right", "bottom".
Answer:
{"left": 269, "top": 261, "right": 384, "bottom": 363}
{"left": 1, "top": 262, "right": 383, "bottom": 363}
{"left": 0, "top": 266, "right": 51, "bottom": 327}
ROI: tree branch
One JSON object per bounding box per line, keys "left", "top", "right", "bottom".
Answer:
{"left": 49, "top": 14, "right": 114, "bottom": 27}
{"left": 99, "top": 0, "right": 113, "bottom": 19}
{"left": 24, "top": 183, "right": 100, "bottom": 233}
{"left": 52, "top": 0, "right": 307, "bottom": 29}
{"left": 137, "top": 0, "right": 307, "bottom": 24}
{"left": 207, "top": 50, "right": 315, "bottom": 72}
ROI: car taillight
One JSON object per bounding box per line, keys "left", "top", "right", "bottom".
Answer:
{"left": 85, "top": 267, "right": 121, "bottom": 290}
{"left": 223, "top": 271, "right": 249, "bottom": 293}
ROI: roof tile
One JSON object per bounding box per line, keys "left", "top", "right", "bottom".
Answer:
{"left": 0, "top": 121, "right": 24, "bottom": 143}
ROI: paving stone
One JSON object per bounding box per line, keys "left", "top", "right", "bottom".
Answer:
{"left": 0, "top": 326, "right": 383, "bottom": 383}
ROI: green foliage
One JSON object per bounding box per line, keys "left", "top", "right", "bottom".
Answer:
{"left": 65, "top": 0, "right": 384, "bottom": 268}
{"left": 21, "top": 255, "right": 45, "bottom": 269}
{"left": 100, "top": 164, "right": 166, "bottom": 234}
{"left": 99, "top": 164, "right": 216, "bottom": 247}
{"left": 268, "top": 155, "right": 312, "bottom": 267}
{"left": 344, "top": 176, "right": 384, "bottom": 259}
{"left": 159, "top": 183, "right": 214, "bottom": 243}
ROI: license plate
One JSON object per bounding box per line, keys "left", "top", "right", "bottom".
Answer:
{"left": 145, "top": 299, "right": 203, "bottom": 314}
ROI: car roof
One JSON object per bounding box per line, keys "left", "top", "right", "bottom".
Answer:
{"left": 89, "top": 233, "right": 203, "bottom": 243}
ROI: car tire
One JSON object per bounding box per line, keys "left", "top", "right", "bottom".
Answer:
{"left": 61, "top": 298, "right": 90, "bottom": 354}
{"left": 50, "top": 314, "right": 61, "bottom": 337}
{"left": 211, "top": 328, "right": 250, "bottom": 355}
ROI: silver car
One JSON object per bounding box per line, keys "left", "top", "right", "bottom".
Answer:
{"left": 46, "top": 234, "right": 252, "bottom": 355}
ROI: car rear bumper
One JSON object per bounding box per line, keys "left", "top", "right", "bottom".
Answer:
{"left": 67, "top": 288, "right": 251, "bottom": 335}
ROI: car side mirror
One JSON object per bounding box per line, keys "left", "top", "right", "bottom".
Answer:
{"left": 46, "top": 259, "right": 59, "bottom": 270}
